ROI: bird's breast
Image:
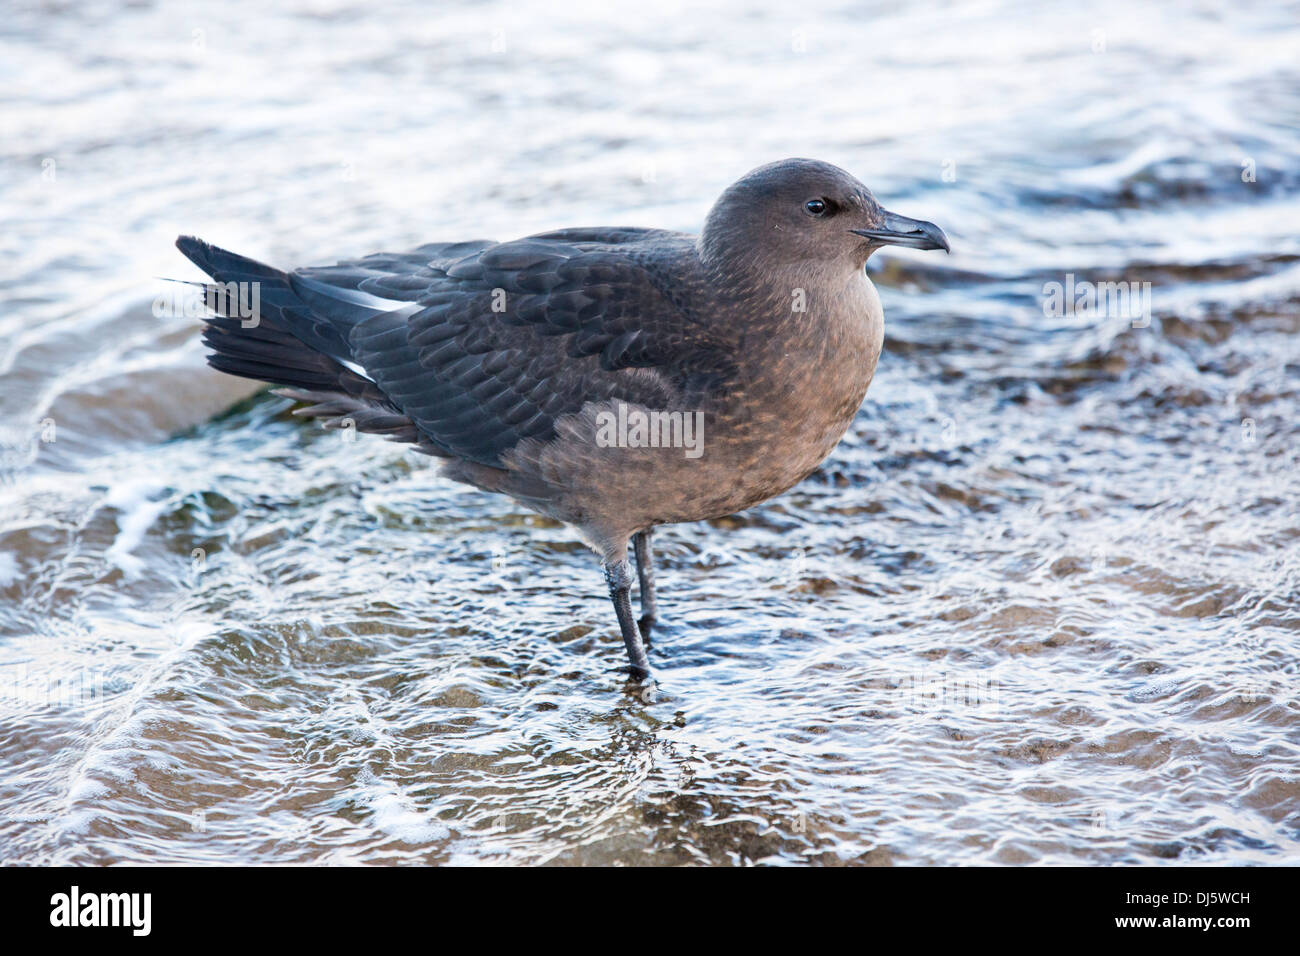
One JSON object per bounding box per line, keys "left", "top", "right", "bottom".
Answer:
{"left": 717, "top": 272, "right": 884, "bottom": 503}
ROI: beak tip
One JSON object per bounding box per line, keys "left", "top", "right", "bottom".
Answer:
{"left": 851, "top": 214, "right": 950, "bottom": 254}
{"left": 927, "top": 224, "right": 952, "bottom": 254}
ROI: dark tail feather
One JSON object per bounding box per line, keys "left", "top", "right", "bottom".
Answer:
{"left": 176, "top": 236, "right": 357, "bottom": 371}
{"left": 176, "top": 234, "right": 371, "bottom": 396}
{"left": 176, "top": 235, "right": 435, "bottom": 451}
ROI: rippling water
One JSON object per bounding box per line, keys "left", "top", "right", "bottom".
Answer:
{"left": 2, "top": 0, "right": 1298, "bottom": 865}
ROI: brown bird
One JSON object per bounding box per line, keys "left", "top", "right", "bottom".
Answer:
{"left": 177, "top": 158, "right": 949, "bottom": 681}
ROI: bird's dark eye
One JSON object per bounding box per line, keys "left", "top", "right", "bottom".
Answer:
{"left": 804, "top": 198, "right": 828, "bottom": 217}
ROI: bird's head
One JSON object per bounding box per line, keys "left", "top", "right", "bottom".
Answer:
{"left": 701, "top": 157, "right": 949, "bottom": 276}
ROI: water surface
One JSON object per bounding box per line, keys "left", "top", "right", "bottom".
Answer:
{"left": 1, "top": 0, "right": 1298, "bottom": 864}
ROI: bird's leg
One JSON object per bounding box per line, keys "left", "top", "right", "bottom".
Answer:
{"left": 603, "top": 559, "right": 651, "bottom": 680}
{"left": 632, "top": 529, "right": 658, "bottom": 630}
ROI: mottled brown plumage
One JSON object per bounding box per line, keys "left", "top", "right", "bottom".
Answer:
{"left": 178, "top": 158, "right": 949, "bottom": 680}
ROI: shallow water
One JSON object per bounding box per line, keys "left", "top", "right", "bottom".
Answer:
{"left": 2, "top": 0, "right": 1298, "bottom": 865}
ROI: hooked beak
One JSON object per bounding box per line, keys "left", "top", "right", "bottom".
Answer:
{"left": 851, "top": 209, "right": 950, "bottom": 253}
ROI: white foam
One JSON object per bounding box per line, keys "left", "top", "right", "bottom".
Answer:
{"left": 103, "top": 480, "right": 170, "bottom": 580}
{"left": 354, "top": 768, "right": 450, "bottom": 844}
{"left": 0, "top": 552, "right": 19, "bottom": 587}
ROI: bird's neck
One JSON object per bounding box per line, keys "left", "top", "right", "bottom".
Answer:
{"left": 729, "top": 259, "right": 883, "bottom": 362}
